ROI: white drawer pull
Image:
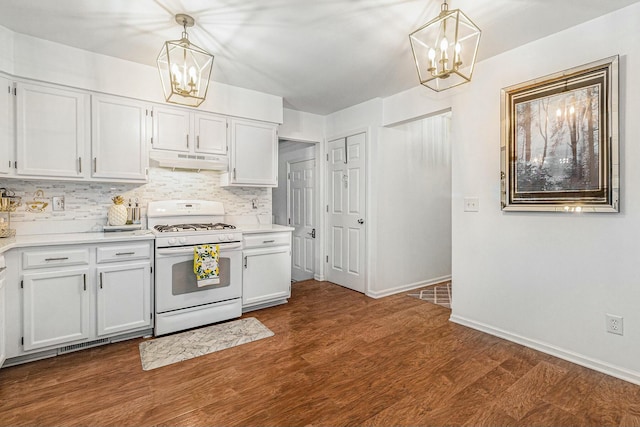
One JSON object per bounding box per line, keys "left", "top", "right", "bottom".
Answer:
{"left": 262, "top": 240, "right": 275, "bottom": 244}
{"left": 115, "top": 252, "right": 135, "bottom": 256}
{"left": 45, "top": 257, "right": 69, "bottom": 261}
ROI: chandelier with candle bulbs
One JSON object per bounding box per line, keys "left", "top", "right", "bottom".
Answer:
{"left": 157, "top": 14, "right": 214, "bottom": 107}
{"left": 409, "top": 0, "right": 481, "bottom": 92}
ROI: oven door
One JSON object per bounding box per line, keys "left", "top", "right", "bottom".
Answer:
{"left": 155, "top": 242, "right": 242, "bottom": 313}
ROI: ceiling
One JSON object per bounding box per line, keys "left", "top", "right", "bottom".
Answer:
{"left": 0, "top": 0, "right": 637, "bottom": 115}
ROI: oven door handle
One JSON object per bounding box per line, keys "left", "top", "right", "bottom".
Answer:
{"left": 156, "top": 243, "right": 242, "bottom": 256}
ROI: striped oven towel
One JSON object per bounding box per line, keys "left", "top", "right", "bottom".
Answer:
{"left": 193, "top": 244, "right": 220, "bottom": 287}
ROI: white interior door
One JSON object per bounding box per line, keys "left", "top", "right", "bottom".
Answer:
{"left": 289, "top": 159, "right": 315, "bottom": 281}
{"left": 327, "top": 132, "right": 366, "bottom": 293}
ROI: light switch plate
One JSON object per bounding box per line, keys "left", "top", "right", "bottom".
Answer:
{"left": 464, "top": 197, "right": 479, "bottom": 212}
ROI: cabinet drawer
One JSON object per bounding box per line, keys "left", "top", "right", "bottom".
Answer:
{"left": 96, "top": 244, "right": 151, "bottom": 263}
{"left": 243, "top": 232, "right": 290, "bottom": 249}
{"left": 22, "top": 248, "right": 90, "bottom": 270}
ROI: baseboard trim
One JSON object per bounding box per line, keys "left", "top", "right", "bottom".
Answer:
{"left": 450, "top": 314, "right": 640, "bottom": 386}
{"left": 366, "top": 275, "right": 452, "bottom": 299}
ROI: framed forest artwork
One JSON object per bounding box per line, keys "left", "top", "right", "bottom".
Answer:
{"left": 500, "top": 56, "right": 619, "bottom": 212}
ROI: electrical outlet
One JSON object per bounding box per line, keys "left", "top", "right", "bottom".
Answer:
{"left": 464, "top": 197, "right": 479, "bottom": 212}
{"left": 52, "top": 196, "right": 65, "bottom": 211}
{"left": 606, "top": 314, "right": 623, "bottom": 335}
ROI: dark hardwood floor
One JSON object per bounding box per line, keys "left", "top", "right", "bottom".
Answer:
{"left": 1, "top": 280, "right": 639, "bottom": 426}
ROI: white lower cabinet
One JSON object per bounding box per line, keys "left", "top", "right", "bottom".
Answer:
{"left": 96, "top": 261, "right": 151, "bottom": 336}
{"left": 16, "top": 241, "right": 153, "bottom": 357}
{"left": 242, "top": 231, "right": 292, "bottom": 310}
{"left": 22, "top": 267, "right": 91, "bottom": 351}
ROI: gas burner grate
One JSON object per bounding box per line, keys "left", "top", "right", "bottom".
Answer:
{"left": 153, "top": 223, "right": 236, "bottom": 233}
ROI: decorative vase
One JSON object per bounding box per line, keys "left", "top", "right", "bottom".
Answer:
{"left": 108, "top": 195, "right": 128, "bottom": 226}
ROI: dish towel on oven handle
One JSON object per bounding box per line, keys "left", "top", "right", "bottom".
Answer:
{"left": 193, "top": 244, "right": 220, "bottom": 287}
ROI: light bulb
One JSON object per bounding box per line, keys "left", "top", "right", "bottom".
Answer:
{"left": 569, "top": 105, "right": 575, "bottom": 115}
{"left": 556, "top": 108, "right": 562, "bottom": 117}
{"left": 428, "top": 48, "right": 436, "bottom": 71}
{"left": 171, "top": 63, "right": 179, "bottom": 82}
{"left": 440, "top": 37, "right": 449, "bottom": 51}
{"left": 188, "top": 66, "right": 197, "bottom": 85}
{"left": 454, "top": 42, "right": 461, "bottom": 65}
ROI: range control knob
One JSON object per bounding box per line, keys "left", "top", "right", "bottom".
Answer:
{"left": 178, "top": 237, "right": 187, "bottom": 245}
{"left": 168, "top": 238, "right": 177, "bottom": 245}
{"left": 217, "top": 235, "right": 225, "bottom": 242}
{"left": 226, "top": 234, "right": 234, "bottom": 240}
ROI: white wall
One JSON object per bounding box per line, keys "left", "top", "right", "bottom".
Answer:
{"left": 446, "top": 4, "right": 640, "bottom": 384}
{"left": 373, "top": 113, "right": 452, "bottom": 297}
{"left": 1, "top": 28, "right": 282, "bottom": 123}
{"left": 279, "top": 108, "right": 324, "bottom": 143}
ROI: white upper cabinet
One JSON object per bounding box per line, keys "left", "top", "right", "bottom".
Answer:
{"left": 193, "top": 112, "right": 227, "bottom": 155}
{"left": 152, "top": 105, "right": 228, "bottom": 155}
{"left": 91, "top": 95, "right": 149, "bottom": 182}
{"left": 15, "top": 82, "right": 89, "bottom": 178}
{"left": 222, "top": 118, "right": 278, "bottom": 187}
{"left": 0, "top": 77, "right": 11, "bottom": 175}
{"left": 151, "top": 105, "right": 191, "bottom": 152}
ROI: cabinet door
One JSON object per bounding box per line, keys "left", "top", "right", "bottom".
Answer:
{"left": 230, "top": 119, "right": 278, "bottom": 186}
{"left": 96, "top": 261, "right": 151, "bottom": 336}
{"left": 242, "top": 247, "right": 291, "bottom": 307}
{"left": 92, "top": 95, "right": 148, "bottom": 181}
{"left": 16, "top": 82, "right": 88, "bottom": 178}
{"left": 194, "top": 112, "right": 227, "bottom": 155}
{"left": 0, "top": 77, "right": 11, "bottom": 175}
{"left": 151, "top": 106, "right": 190, "bottom": 152}
{"left": 23, "top": 268, "right": 91, "bottom": 351}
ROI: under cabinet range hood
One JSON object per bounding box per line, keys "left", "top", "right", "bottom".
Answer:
{"left": 149, "top": 151, "right": 228, "bottom": 171}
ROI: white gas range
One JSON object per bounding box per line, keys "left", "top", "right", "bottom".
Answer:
{"left": 147, "top": 200, "right": 243, "bottom": 336}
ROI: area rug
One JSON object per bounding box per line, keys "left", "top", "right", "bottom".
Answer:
{"left": 139, "top": 317, "right": 274, "bottom": 371}
{"left": 408, "top": 282, "right": 452, "bottom": 309}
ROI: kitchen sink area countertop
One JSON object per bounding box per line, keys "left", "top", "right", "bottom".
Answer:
{"left": 0, "top": 230, "right": 155, "bottom": 255}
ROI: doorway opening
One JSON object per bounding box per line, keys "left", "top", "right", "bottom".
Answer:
{"left": 273, "top": 139, "right": 320, "bottom": 282}
{"left": 375, "top": 111, "right": 452, "bottom": 296}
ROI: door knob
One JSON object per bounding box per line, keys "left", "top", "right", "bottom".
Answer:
{"left": 357, "top": 219, "right": 364, "bottom": 224}
{"left": 308, "top": 228, "right": 316, "bottom": 238}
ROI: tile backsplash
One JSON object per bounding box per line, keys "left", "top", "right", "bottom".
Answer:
{"left": 1, "top": 167, "right": 272, "bottom": 232}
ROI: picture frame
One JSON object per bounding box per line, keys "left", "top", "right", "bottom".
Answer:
{"left": 500, "top": 56, "right": 619, "bottom": 212}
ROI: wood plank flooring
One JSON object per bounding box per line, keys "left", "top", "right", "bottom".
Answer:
{"left": 1, "top": 280, "right": 639, "bottom": 426}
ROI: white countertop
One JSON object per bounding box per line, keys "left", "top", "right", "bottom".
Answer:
{"left": 0, "top": 230, "right": 155, "bottom": 255}
{"left": 239, "top": 224, "right": 294, "bottom": 234}
{"left": 0, "top": 224, "right": 293, "bottom": 255}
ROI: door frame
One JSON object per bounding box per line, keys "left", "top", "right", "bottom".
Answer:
{"left": 322, "top": 127, "right": 371, "bottom": 295}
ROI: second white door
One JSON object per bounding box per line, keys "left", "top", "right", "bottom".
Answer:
{"left": 327, "top": 132, "right": 366, "bottom": 293}
{"left": 289, "top": 159, "right": 315, "bottom": 281}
